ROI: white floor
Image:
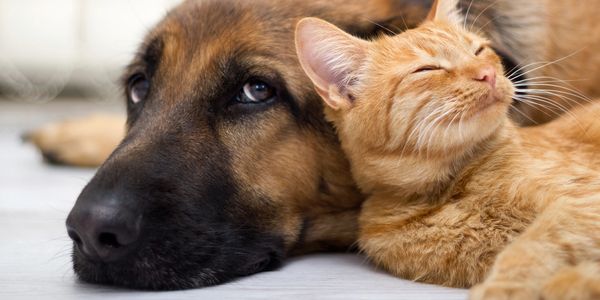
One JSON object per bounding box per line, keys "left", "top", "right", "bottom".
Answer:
{"left": 0, "top": 100, "right": 468, "bottom": 300}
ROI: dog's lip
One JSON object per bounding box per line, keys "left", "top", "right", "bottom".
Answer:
{"left": 71, "top": 236, "right": 285, "bottom": 290}
{"left": 237, "top": 251, "right": 283, "bottom": 276}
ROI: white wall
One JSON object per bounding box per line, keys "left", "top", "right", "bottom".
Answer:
{"left": 0, "top": 0, "right": 182, "bottom": 101}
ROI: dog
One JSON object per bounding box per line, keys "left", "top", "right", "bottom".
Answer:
{"left": 55, "top": 0, "right": 435, "bottom": 290}
{"left": 25, "top": 0, "right": 600, "bottom": 291}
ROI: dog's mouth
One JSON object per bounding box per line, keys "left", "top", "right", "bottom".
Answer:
{"left": 71, "top": 238, "right": 284, "bottom": 290}
{"left": 68, "top": 205, "right": 285, "bottom": 291}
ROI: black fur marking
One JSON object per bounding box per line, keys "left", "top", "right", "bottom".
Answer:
{"left": 70, "top": 127, "right": 285, "bottom": 290}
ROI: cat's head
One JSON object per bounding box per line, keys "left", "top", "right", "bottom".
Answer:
{"left": 295, "top": 0, "right": 515, "bottom": 159}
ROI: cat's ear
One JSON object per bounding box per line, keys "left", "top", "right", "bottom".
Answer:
{"left": 426, "top": 0, "right": 464, "bottom": 25}
{"left": 295, "top": 18, "right": 369, "bottom": 110}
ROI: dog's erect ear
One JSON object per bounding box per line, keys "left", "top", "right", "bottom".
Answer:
{"left": 295, "top": 18, "right": 369, "bottom": 111}
{"left": 426, "top": 0, "right": 463, "bottom": 25}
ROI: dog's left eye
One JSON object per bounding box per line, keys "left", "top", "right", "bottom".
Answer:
{"left": 236, "top": 80, "right": 275, "bottom": 104}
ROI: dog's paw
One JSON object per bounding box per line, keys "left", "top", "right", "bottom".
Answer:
{"left": 23, "top": 114, "right": 125, "bottom": 167}
{"left": 470, "top": 282, "right": 538, "bottom": 300}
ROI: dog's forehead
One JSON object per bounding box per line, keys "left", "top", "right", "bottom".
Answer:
{"left": 128, "top": 0, "right": 436, "bottom": 113}
{"left": 152, "top": 0, "right": 303, "bottom": 56}
{"left": 140, "top": 2, "right": 294, "bottom": 86}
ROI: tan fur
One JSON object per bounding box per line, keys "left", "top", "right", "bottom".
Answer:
{"left": 24, "top": 114, "right": 125, "bottom": 167}
{"left": 296, "top": 0, "right": 600, "bottom": 297}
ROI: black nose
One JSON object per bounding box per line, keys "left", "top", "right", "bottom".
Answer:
{"left": 66, "top": 198, "right": 142, "bottom": 263}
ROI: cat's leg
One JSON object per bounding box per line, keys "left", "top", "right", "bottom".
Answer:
{"left": 470, "top": 197, "right": 600, "bottom": 300}
{"left": 358, "top": 195, "right": 508, "bottom": 288}
{"left": 541, "top": 261, "right": 600, "bottom": 300}
{"left": 24, "top": 114, "right": 125, "bottom": 167}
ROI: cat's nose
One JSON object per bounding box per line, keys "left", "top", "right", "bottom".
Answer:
{"left": 473, "top": 66, "right": 496, "bottom": 88}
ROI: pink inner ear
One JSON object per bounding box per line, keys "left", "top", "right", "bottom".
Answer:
{"left": 298, "top": 28, "right": 341, "bottom": 90}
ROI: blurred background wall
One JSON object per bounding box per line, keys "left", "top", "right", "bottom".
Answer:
{"left": 0, "top": 0, "right": 181, "bottom": 103}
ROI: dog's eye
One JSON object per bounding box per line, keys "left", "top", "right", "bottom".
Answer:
{"left": 237, "top": 80, "right": 275, "bottom": 104}
{"left": 128, "top": 74, "right": 150, "bottom": 104}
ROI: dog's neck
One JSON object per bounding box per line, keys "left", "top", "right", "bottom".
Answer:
{"left": 290, "top": 132, "right": 365, "bottom": 255}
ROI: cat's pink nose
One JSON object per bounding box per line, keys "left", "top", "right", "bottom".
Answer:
{"left": 474, "top": 66, "right": 496, "bottom": 88}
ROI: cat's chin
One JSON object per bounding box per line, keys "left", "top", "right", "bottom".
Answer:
{"left": 447, "top": 94, "right": 510, "bottom": 147}
{"left": 466, "top": 92, "right": 512, "bottom": 121}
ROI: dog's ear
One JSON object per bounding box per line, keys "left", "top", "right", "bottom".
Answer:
{"left": 426, "top": 0, "right": 463, "bottom": 25}
{"left": 295, "top": 18, "right": 369, "bottom": 111}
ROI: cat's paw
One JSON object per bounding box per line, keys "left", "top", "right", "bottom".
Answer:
{"left": 23, "top": 114, "right": 125, "bottom": 167}
{"left": 541, "top": 263, "right": 600, "bottom": 300}
{"left": 470, "top": 282, "right": 538, "bottom": 300}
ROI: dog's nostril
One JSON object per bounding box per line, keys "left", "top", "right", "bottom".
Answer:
{"left": 98, "top": 232, "right": 121, "bottom": 248}
{"left": 67, "top": 229, "right": 83, "bottom": 246}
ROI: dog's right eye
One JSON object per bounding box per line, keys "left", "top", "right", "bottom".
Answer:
{"left": 128, "top": 74, "right": 150, "bottom": 104}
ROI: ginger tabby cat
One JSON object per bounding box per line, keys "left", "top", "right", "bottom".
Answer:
{"left": 295, "top": 0, "right": 600, "bottom": 299}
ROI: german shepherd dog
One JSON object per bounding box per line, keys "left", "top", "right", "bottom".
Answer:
{"left": 25, "top": 0, "right": 600, "bottom": 291}
{"left": 55, "top": 0, "right": 435, "bottom": 290}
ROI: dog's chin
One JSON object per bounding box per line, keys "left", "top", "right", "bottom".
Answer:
{"left": 71, "top": 239, "right": 284, "bottom": 290}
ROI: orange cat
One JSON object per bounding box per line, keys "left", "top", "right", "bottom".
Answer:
{"left": 295, "top": 0, "right": 600, "bottom": 299}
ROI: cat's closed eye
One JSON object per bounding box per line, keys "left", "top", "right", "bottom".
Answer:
{"left": 475, "top": 46, "right": 486, "bottom": 56}
{"left": 413, "top": 66, "right": 442, "bottom": 73}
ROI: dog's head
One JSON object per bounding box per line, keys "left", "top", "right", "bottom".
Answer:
{"left": 65, "top": 0, "right": 432, "bottom": 290}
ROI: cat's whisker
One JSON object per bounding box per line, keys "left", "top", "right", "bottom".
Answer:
{"left": 513, "top": 82, "right": 584, "bottom": 90}
{"left": 506, "top": 62, "right": 549, "bottom": 81}
{"left": 510, "top": 49, "right": 584, "bottom": 80}
{"left": 425, "top": 109, "right": 453, "bottom": 159}
{"left": 514, "top": 77, "right": 592, "bottom": 92}
{"left": 398, "top": 14, "right": 409, "bottom": 32}
{"left": 517, "top": 85, "right": 593, "bottom": 104}
{"left": 506, "top": 61, "right": 581, "bottom": 82}
{"left": 469, "top": 0, "right": 500, "bottom": 32}
{"left": 457, "top": 110, "right": 467, "bottom": 144}
{"left": 513, "top": 94, "right": 582, "bottom": 126}
{"left": 514, "top": 95, "right": 587, "bottom": 131}
{"left": 365, "top": 18, "right": 396, "bottom": 35}
{"left": 512, "top": 76, "right": 587, "bottom": 85}
{"left": 516, "top": 88, "right": 594, "bottom": 116}
{"left": 443, "top": 111, "right": 462, "bottom": 145}
{"left": 416, "top": 99, "right": 454, "bottom": 157}
{"left": 463, "top": 0, "right": 476, "bottom": 30}
{"left": 522, "top": 89, "right": 600, "bottom": 126}
{"left": 514, "top": 94, "right": 571, "bottom": 114}
{"left": 474, "top": 16, "right": 502, "bottom": 36}
{"left": 509, "top": 104, "right": 540, "bottom": 125}
{"left": 400, "top": 104, "right": 448, "bottom": 158}
{"left": 415, "top": 104, "right": 450, "bottom": 157}
{"left": 512, "top": 96, "right": 560, "bottom": 120}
